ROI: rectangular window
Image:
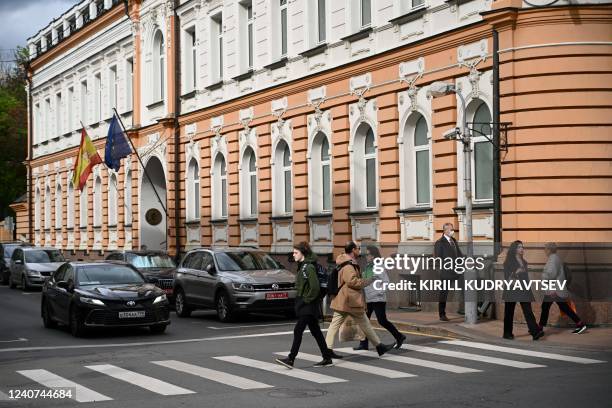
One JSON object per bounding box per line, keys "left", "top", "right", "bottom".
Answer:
{"left": 80, "top": 80, "right": 87, "bottom": 124}
{"left": 280, "top": 0, "right": 288, "bottom": 57}
{"left": 109, "top": 66, "right": 117, "bottom": 112}
{"left": 126, "top": 58, "right": 133, "bottom": 111}
{"left": 185, "top": 27, "right": 197, "bottom": 92}
{"left": 250, "top": 173, "right": 256, "bottom": 216}
{"left": 194, "top": 178, "right": 200, "bottom": 219}
{"left": 411, "top": 0, "right": 425, "bottom": 9}
{"left": 67, "top": 87, "right": 73, "bottom": 132}
{"left": 318, "top": 0, "right": 326, "bottom": 43}
{"left": 55, "top": 93, "right": 62, "bottom": 136}
{"left": 221, "top": 178, "right": 227, "bottom": 217}
{"left": 94, "top": 73, "right": 101, "bottom": 123}
{"left": 322, "top": 163, "right": 330, "bottom": 211}
{"left": 366, "top": 157, "right": 376, "bottom": 208}
{"left": 247, "top": 2, "right": 254, "bottom": 69}
{"left": 67, "top": 185, "right": 74, "bottom": 229}
{"left": 474, "top": 141, "right": 493, "bottom": 200}
{"left": 45, "top": 98, "right": 51, "bottom": 140}
{"left": 415, "top": 150, "right": 430, "bottom": 205}
{"left": 284, "top": 169, "right": 292, "bottom": 213}
{"left": 34, "top": 103, "right": 40, "bottom": 143}
{"left": 211, "top": 14, "right": 223, "bottom": 81}
{"left": 361, "top": 0, "right": 371, "bottom": 27}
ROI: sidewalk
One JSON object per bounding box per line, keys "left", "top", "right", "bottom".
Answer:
{"left": 375, "top": 310, "right": 612, "bottom": 352}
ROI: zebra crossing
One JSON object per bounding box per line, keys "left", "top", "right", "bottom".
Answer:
{"left": 5, "top": 340, "right": 606, "bottom": 404}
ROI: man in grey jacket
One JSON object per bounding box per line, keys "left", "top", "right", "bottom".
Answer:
{"left": 538, "top": 242, "right": 587, "bottom": 334}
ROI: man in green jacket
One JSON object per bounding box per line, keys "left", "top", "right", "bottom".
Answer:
{"left": 275, "top": 242, "right": 335, "bottom": 368}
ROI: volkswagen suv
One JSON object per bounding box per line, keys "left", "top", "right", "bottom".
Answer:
{"left": 173, "top": 248, "right": 296, "bottom": 322}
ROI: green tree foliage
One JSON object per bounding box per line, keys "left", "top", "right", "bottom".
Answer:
{"left": 0, "top": 46, "right": 28, "bottom": 219}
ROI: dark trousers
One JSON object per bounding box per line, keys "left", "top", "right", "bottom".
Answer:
{"left": 439, "top": 278, "right": 465, "bottom": 316}
{"left": 361, "top": 302, "right": 402, "bottom": 346}
{"left": 289, "top": 315, "right": 330, "bottom": 360}
{"left": 539, "top": 300, "right": 582, "bottom": 327}
{"left": 504, "top": 302, "right": 540, "bottom": 336}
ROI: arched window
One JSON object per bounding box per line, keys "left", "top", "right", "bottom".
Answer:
{"left": 413, "top": 115, "right": 431, "bottom": 205}
{"left": 364, "top": 126, "right": 377, "bottom": 209}
{"left": 34, "top": 187, "right": 41, "bottom": 231}
{"left": 44, "top": 186, "right": 51, "bottom": 230}
{"left": 310, "top": 132, "right": 331, "bottom": 213}
{"left": 108, "top": 174, "right": 117, "bottom": 226}
{"left": 351, "top": 123, "right": 377, "bottom": 211}
{"left": 153, "top": 30, "right": 165, "bottom": 102}
{"left": 273, "top": 140, "right": 292, "bottom": 215}
{"left": 212, "top": 154, "right": 228, "bottom": 219}
{"left": 55, "top": 183, "right": 62, "bottom": 229}
{"left": 240, "top": 147, "right": 257, "bottom": 217}
{"left": 67, "top": 181, "right": 74, "bottom": 229}
{"left": 472, "top": 102, "right": 493, "bottom": 201}
{"left": 93, "top": 176, "right": 102, "bottom": 227}
{"left": 79, "top": 185, "right": 88, "bottom": 228}
{"left": 124, "top": 170, "right": 132, "bottom": 225}
{"left": 187, "top": 159, "right": 200, "bottom": 221}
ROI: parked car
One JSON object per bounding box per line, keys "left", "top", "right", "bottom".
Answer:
{"left": 0, "top": 241, "right": 32, "bottom": 285}
{"left": 41, "top": 261, "right": 171, "bottom": 337}
{"left": 105, "top": 250, "right": 176, "bottom": 299}
{"left": 9, "top": 247, "right": 65, "bottom": 290}
{"left": 173, "top": 248, "right": 296, "bottom": 322}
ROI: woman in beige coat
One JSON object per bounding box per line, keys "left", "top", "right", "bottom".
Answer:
{"left": 325, "top": 241, "right": 394, "bottom": 357}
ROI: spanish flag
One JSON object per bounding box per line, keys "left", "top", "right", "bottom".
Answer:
{"left": 72, "top": 127, "right": 102, "bottom": 191}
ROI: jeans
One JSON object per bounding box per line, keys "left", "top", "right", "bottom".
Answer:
{"left": 539, "top": 300, "right": 582, "bottom": 327}
{"left": 359, "top": 302, "right": 402, "bottom": 345}
{"left": 504, "top": 302, "right": 540, "bottom": 336}
{"left": 325, "top": 311, "right": 381, "bottom": 349}
{"left": 289, "top": 315, "right": 331, "bottom": 360}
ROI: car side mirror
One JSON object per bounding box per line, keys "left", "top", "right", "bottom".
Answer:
{"left": 14, "top": 259, "right": 23, "bottom": 265}
{"left": 147, "top": 276, "right": 159, "bottom": 284}
{"left": 57, "top": 281, "right": 69, "bottom": 290}
{"left": 206, "top": 263, "right": 217, "bottom": 275}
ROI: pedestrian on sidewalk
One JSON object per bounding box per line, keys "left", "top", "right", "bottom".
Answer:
{"left": 275, "top": 242, "right": 335, "bottom": 369}
{"left": 353, "top": 245, "right": 406, "bottom": 351}
{"left": 434, "top": 223, "right": 464, "bottom": 321}
{"left": 502, "top": 240, "right": 544, "bottom": 341}
{"left": 538, "top": 242, "right": 587, "bottom": 334}
{"left": 325, "top": 241, "right": 394, "bottom": 357}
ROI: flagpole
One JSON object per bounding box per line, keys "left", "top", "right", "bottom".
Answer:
{"left": 112, "top": 108, "right": 168, "bottom": 216}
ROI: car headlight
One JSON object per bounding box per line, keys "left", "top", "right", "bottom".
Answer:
{"left": 79, "top": 297, "right": 105, "bottom": 306}
{"left": 232, "top": 282, "right": 254, "bottom": 292}
{"left": 153, "top": 294, "right": 167, "bottom": 304}
{"left": 26, "top": 269, "right": 41, "bottom": 276}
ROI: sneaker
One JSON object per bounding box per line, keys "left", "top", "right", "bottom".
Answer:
{"left": 329, "top": 350, "right": 344, "bottom": 359}
{"left": 572, "top": 325, "right": 587, "bottom": 334}
{"left": 313, "top": 358, "right": 334, "bottom": 367}
{"left": 533, "top": 330, "right": 545, "bottom": 341}
{"left": 274, "top": 357, "right": 294, "bottom": 369}
{"left": 394, "top": 334, "right": 406, "bottom": 349}
{"left": 376, "top": 343, "right": 394, "bottom": 356}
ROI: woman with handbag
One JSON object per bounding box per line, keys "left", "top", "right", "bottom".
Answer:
{"left": 502, "top": 240, "right": 544, "bottom": 340}
{"left": 275, "top": 242, "right": 334, "bottom": 368}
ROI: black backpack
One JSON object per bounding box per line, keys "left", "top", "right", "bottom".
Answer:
{"left": 301, "top": 262, "right": 329, "bottom": 298}
{"left": 327, "top": 260, "right": 352, "bottom": 296}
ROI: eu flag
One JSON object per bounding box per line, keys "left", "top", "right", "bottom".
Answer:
{"left": 104, "top": 114, "right": 132, "bottom": 172}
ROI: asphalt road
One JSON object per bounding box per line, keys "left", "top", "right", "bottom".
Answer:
{"left": 0, "top": 285, "right": 611, "bottom": 408}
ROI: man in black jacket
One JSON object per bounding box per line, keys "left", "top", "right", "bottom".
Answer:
{"left": 434, "top": 223, "right": 464, "bottom": 321}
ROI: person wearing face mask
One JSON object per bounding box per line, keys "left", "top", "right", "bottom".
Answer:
{"left": 434, "top": 223, "right": 464, "bottom": 321}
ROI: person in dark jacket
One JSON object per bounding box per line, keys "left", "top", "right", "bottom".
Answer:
{"left": 502, "top": 240, "right": 544, "bottom": 340}
{"left": 275, "top": 242, "right": 334, "bottom": 369}
{"left": 434, "top": 223, "right": 464, "bottom": 321}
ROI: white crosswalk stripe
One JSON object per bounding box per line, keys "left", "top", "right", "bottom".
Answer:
{"left": 400, "top": 344, "right": 546, "bottom": 369}
{"left": 439, "top": 340, "right": 606, "bottom": 364}
{"left": 336, "top": 347, "right": 481, "bottom": 373}
{"left": 214, "top": 355, "right": 348, "bottom": 384}
{"left": 85, "top": 364, "right": 195, "bottom": 396}
{"left": 17, "top": 369, "right": 113, "bottom": 403}
{"left": 274, "top": 352, "right": 416, "bottom": 378}
{"left": 152, "top": 360, "right": 273, "bottom": 389}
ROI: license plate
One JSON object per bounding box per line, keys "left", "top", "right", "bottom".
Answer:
{"left": 118, "top": 311, "right": 145, "bottom": 319}
{"left": 266, "top": 292, "right": 288, "bottom": 300}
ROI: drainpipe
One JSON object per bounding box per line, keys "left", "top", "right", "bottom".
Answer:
{"left": 492, "top": 29, "right": 501, "bottom": 261}
{"left": 26, "top": 66, "right": 33, "bottom": 244}
{"left": 173, "top": 2, "right": 181, "bottom": 262}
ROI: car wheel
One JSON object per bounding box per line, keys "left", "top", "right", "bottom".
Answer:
{"left": 69, "top": 306, "right": 86, "bottom": 337}
{"left": 149, "top": 324, "right": 167, "bottom": 334}
{"left": 216, "top": 291, "right": 235, "bottom": 323}
{"left": 174, "top": 288, "right": 192, "bottom": 318}
{"left": 41, "top": 299, "right": 57, "bottom": 329}
{"left": 21, "top": 275, "right": 30, "bottom": 291}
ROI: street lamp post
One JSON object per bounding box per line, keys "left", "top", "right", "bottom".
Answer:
{"left": 428, "top": 81, "right": 477, "bottom": 325}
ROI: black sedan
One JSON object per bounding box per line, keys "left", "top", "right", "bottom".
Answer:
{"left": 41, "top": 261, "right": 171, "bottom": 337}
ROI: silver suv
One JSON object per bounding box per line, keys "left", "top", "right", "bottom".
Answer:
{"left": 173, "top": 248, "right": 296, "bottom": 322}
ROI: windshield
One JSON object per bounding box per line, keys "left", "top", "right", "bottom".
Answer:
{"left": 215, "top": 252, "right": 282, "bottom": 272}
{"left": 25, "top": 250, "right": 65, "bottom": 263}
{"left": 77, "top": 265, "right": 145, "bottom": 286}
{"left": 4, "top": 245, "right": 19, "bottom": 258}
{"left": 127, "top": 253, "right": 175, "bottom": 268}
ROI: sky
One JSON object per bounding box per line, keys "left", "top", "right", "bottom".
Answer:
{"left": 0, "top": 0, "right": 80, "bottom": 63}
